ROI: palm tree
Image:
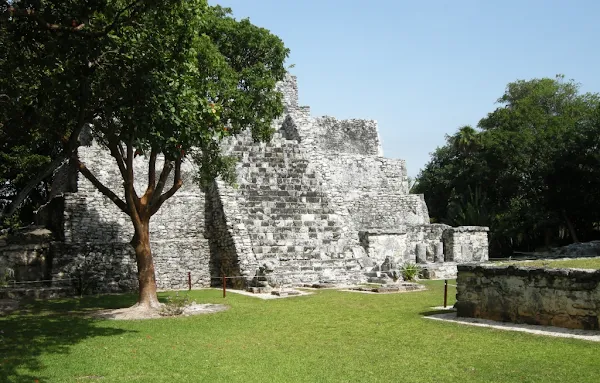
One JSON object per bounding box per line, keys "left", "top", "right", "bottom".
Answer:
{"left": 451, "top": 125, "right": 480, "bottom": 154}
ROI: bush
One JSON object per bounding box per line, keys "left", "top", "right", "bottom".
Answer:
{"left": 0, "top": 266, "right": 15, "bottom": 287}
{"left": 400, "top": 263, "right": 421, "bottom": 281}
{"left": 159, "top": 292, "right": 193, "bottom": 317}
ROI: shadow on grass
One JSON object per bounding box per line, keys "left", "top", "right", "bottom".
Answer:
{"left": 419, "top": 309, "right": 457, "bottom": 317}
{"left": 0, "top": 294, "right": 141, "bottom": 383}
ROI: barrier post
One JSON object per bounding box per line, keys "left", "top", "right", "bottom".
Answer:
{"left": 444, "top": 279, "right": 448, "bottom": 308}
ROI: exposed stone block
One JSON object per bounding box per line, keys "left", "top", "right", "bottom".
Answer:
{"left": 456, "top": 264, "right": 600, "bottom": 330}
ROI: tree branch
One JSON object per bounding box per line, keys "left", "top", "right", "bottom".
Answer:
{"left": 140, "top": 148, "right": 158, "bottom": 204}
{"left": 4, "top": 1, "right": 147, "bottom": 38}
{"left": 0, "top": 73, "right": 89, "bottom": 221}
{"left": 123, "top": 140, "right": 142, "bottom": 223}
{"left": 77, "top": 160, "right": 129, "bottom": 215}
{"left": 151, "top": 159, "right": 173, "bottom": 206}
{"left": 0, "top": 156, "right": 67, "bottom": 220}
{"left": 151, "top": 158, "right": 182, "bottom": 216}
{"left": 148, "top": 148, "right": 158, "bottom": 191}
{"left": 141, "top": 148, "right": 159, "bottom": 204}
{"left": 108, "top": 140, "right": 128, "bottom": 181}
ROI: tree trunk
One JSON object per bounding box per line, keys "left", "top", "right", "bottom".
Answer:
{"left": 132, "top": 220, "right": 161, "bottom": 309}
{"left": 562, "top": 209, "right": 579, "bottom": 243}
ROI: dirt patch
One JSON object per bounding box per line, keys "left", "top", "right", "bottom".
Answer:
{"left": 91, "top": 303, "right": 229, "bottom": 320}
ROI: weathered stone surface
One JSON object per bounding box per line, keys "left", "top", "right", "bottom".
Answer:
{"left": 1, "top": 73, "right": 490, "bottom": 295}
{"left": 456, "top": 264, "right": 600, "bottom": 330}
{"left": 421, "top": 262, "right": 458, "bottom": 280}
{"left": 443, "top": 227, "right": 489, "bottom": 263}
{"left": 434, "top": 242, "right": 444, "bottom": 263}
{"left": 416, "top": 243, "right": 427, "bottom": 264}
{"left": 548, "top": 240, "right": 600, "bottom": 258}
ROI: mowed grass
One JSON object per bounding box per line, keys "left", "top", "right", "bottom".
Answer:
{"left": 498, "top": 257, "right": 600, "bottom": 269}
{"left": 1, "top": 281, "right": 599, "bottom": 383}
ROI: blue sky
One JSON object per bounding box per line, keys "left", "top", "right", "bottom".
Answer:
{"left": 209, "top": 0, "right": 600, "bottom": 176}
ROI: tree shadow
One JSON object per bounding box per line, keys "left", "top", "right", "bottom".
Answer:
{"left": 419, "top": 308, "right": 456, "bottom": 317}
{"left": 0, "top": 294, "right": 139, "bottom": 383}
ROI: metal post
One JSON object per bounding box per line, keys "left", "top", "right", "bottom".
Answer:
{"left": 222, "top": 275, "right": 226, "bottom": 298}
{"left": 188, "top": 272, "right": 191, "bottom": 291}
{"left": 444, "top": 279, "right": 448, "bottom": 308}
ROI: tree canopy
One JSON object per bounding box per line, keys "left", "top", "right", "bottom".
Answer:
{"left": 1, "top": 0, "right": 289, "bottom": 307}
{"left": 413, "top": 75, "right": 600, "bottom": 256}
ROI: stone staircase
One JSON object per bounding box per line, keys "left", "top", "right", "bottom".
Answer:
{"left": 222, "top": 130, "right": 366, "bottom": 284}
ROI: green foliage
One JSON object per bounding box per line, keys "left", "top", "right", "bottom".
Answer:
{"left": 0, "top": 265, "right": 15, "bottom": 287}
{"left": 1, "top": 211, "right": 23, "bottom": 231}
{"left": 415, "top": 75, "right": 600, "bottom": 256}
{"left": 446, "top": 186, "right": 491, "bottom": 227}
{"left": 68, "top": 257, "right": 101, "bottom": 297}
{"left": 0, "top": 0, "right": 147, "bottom": 226}
{"left": 400, "top": 263, "right": 421, "bottom": 281}
{"left": 1, "top": 1, "right": 288, "bottom": 229}
{"left": 2, "top": 0, "right": 289, "bottom": 303}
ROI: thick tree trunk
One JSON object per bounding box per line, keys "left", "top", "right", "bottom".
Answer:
{"left": 132, "top": 221, "right": 161, "bottom": 309}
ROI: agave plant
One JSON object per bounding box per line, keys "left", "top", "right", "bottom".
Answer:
{"left": 400, "top": 263, "right": 421, "bottom": 282}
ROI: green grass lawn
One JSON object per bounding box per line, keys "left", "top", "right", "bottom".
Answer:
{"left": 497, "top": 257, "right": 600, "bottom": 269}
{"left": 1, "top": 281, "right": 599, "bottom": 383}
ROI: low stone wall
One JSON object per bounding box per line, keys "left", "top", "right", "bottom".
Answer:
{"left": 0, "top": 227, "right": 53, "bottom": 282}
{"left": 456, "top": 264, "right": 600, "bottom": 330}
{"left": 359, "top": 225, "right": 487, "bottom": 267}
{"left": 51, "top": 240, "right": 211, "bottom": 293}
{"left": 50, "top": 242, "right": 138, "bottom": 293}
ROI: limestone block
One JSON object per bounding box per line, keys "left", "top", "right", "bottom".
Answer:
{"left": 456, "top": 264, "right": 600, "bottom": 330}
{"left": 416, "top": 243, "right": 427, "bottom": 264}
{"left": 435, "top": 242, "right": 444, "bottom": 263}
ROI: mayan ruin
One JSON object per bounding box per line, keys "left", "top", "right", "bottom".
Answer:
{"left": 0, "top": 75, "right": 488, "bottom": 294}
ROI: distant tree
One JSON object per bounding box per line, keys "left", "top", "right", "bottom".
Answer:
{"left": 415, "top": 75, "right": 600, "bottom": 256}
{"left": 2, "top": 0, "right": 289, "bottom": 309}
{"left": 450, "top": 125, "right": 480, "bottom": 154}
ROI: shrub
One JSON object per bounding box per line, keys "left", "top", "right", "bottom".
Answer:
{"left": 0, "top": 266, "right": 15, "bottom": 287}
{"left": 400, "top": 263, "right": 421, "bottom": 281}
{"left": 159, "top": 292, "right": 193, "bottom": 317}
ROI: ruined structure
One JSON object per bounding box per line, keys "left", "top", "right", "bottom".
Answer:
{"left": 456, "top": 264, "right": 600, "bottom": 330}
{"left": 3, "top": 75, "right": 488, "bottom": 293}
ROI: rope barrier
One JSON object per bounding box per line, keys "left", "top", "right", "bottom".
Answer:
{"left": 0, "top": 278, "right": 75, "bottom": 286}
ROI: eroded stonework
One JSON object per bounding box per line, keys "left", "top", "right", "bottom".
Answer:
{"left": 22, "top": 74, "right": 489, "bottom": 292}
{"left": 456, "top": 264, "right": 600, "bottom": 330}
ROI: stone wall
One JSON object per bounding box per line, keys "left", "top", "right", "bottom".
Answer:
{"left": 49, "top": 142, "right": 212, "bottom": 291}
{"left": 0, "top": 227, "right": 53, "bottom": 282}
{"left": 21, "top": 73, "right": 491, "bottom": 293}
{"left": 312, "top": 117, "right": 383, "bottom": 156}
{"left": 218, "top": 128, "right": 368, "bottom": 285}
{"left": 50, "top": 242, "right": 138, "bottom": 293}
{"left": 456, "top": 264, "right": 600, "bottom": 330}
{"left": 443, "top": 227, "right": 489, "bottom": 263}
{"left": 359, "top": 224, "right": 487, "bottom": 279}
